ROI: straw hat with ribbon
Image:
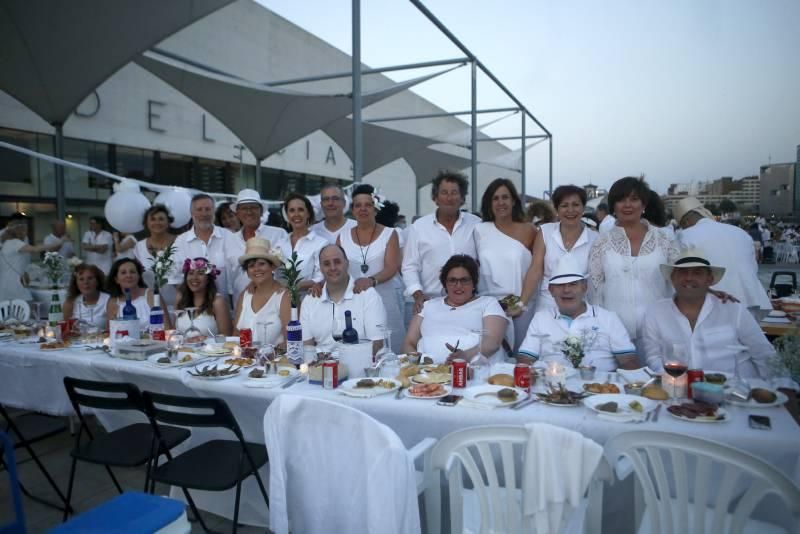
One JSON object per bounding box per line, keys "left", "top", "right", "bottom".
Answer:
{"left": 659, "top": 248, "right": 726, "bottom": 285}
{"left": 238, "top": 237, "right": 284, "bottom": 267}
{"left": 673, "top": 196, "right": 714, "bottom": 225}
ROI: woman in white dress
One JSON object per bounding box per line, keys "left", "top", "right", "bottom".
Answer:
{"left": 403, "top": 255, "right": 508, "bottom": 364}
{"left": 175, "top": 257, "right": 232, "bottom": 337}
{"left": 233, "top": 238, "right": 290, "bottom": 346}
{"left": 276, "top": 193, "right": 325, "bottom": 294}
{"left": 133, "top": 204, "right": 178, "bottom": 308}
{"left": 474, "top": 178, "right": 535, "bottom": 350}
{"left": 337, "top": 184, "right": 404, "bottom": 353}
{"left": 0, "top": 216, "right": 65, "bottom": 301}
{"left": 106, "top": 258, "right": 172, "bottom": 331}
{"left": 520, "top": 185, "right": 598, "bottom": 314}
{"left": 588, "top": 177, "right": 679, "bottom": 348}
{"left": 63, "top": 264, "right": 110, "bottom": 330}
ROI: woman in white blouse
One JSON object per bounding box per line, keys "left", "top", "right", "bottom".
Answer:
{"left": 520, "top": 185, "right": 598, "bottom": 314}
{"left": 175, "top": 257, "right": 232, "bottom": 337}
{"left": 337, "top": 184, "right": 404, "bottom": 352}
{"left": 63, "top": 263, "right": 110, "bottom": 330}
{"left": 403, "top": 255, "right": 507, "bottom": 364}
{"left": 588, "top": 177, "right": 679, "bottom": 347}
{"left": 106, "top": 258, "right": 172, "bottom": 331}
{"left": 133, "top": 204, "right": 177, "bottom": 308}
{"left": 474, "top": 178, "right": 535, "bottom": 350}
{"left": 277, "top": 193, "right": 325, "bottom": 294}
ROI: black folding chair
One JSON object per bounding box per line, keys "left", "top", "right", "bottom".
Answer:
{"left": 62, "top": 377, "right": 191, "bottom": 521}
{"left": 142, "top": 392, "right": 269, "bottom": 534}
{"left": 0, "top": 403, "right": 72, "bottom": 514}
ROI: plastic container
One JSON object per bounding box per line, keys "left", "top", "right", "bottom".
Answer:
{"left": 691, "top": 382, "right": 724, "bottom": 405}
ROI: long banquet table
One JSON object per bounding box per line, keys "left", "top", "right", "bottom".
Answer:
{"left": 2, "top": 341, "right": 799, "bottom": 531}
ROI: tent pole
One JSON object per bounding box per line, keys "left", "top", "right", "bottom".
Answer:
{"left": 352, "top": 0, "right": 363, "bottom": 183}
{"left": 255, "top": 158, "right": 262, "bottom": 188}
{"left": 470, "top": 60, "right": 477, "bottom": 213}
{"left": 368, "top": 106, "right": 518, "bottom": 123}
{"left": 548, "top": 136, "right": 553, "bottom": 195}
{"left": 521, "top": 115, "right": 526, "bottom": 199}
{"left": 54, "top": 124, "right": 66, "bottom": 220}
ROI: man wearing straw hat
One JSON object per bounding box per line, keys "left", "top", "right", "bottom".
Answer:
{"left": 641, "top": 248, "right": 775, "bottom": 377}
{"left": 673, "top": 196, "right": 771, "bottom": 310}
{"left": 517, "top": 254, "right": 638, "bottom": 371}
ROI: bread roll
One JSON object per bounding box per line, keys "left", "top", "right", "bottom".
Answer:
{"left": 488, "top": 373, "right": 515, "bottom": 387}
{"left": 642, "top": 385, "right": 668, "bottom": 400}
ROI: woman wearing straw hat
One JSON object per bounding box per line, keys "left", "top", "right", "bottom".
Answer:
{"left": 232, "top": 238, "right": 290, "bottom": 347}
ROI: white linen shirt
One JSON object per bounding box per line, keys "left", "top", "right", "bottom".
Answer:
{"left": 82, "top": 230, "right": 113, "bottom": 274}
{"left": 299, "top": 277, "right": 386, "bottom": 352}
{"left": 401, "top": 211, "right": 480, "bottom": 298}
{"left": 641, "top": 294, "right": 775, "bottom": 378}
{"left": 518, "top": 304, "right": 636, "bottom": 372}
{"left": 276, "top": 232, "right": 325, "bottom": 284}
{"left": 44, "top": 233, "right": 74, "bottom": 258}
{"left": 228, "top": 225, "right": 289, "bottom": 300}
{"left": 171, "top": 225, "right": 236, "bottom": 295}
{"left": 312, "top": 218, "right": 356, "bottom": 244}
{"left": 677, "top": 218, "right": 772, "bottom": 309}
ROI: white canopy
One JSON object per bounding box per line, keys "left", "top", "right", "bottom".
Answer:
{"left": 0, "top": 0, "right": 234, "bottom": 125}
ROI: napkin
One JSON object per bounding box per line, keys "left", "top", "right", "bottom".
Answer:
{"left": 458, "top": 398, "right": 498, "bottom": 410}
{"left": 617, "top": 367, "right": 655, "bottom": 384}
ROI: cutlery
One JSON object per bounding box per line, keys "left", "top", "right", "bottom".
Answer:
{"left": 395, "top": 387, "right": 405, "bottom": 400}
{"left": 281, "top": 375, "right": 302, "bottom": 389}
{"left": 652, "top": 404, "right": 662, "bottom": 422}
{"left": 511, "top": 397, "right": 537, "bottom": 410}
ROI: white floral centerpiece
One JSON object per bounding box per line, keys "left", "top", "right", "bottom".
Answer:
{"left": 42, "top": 251, "right": 66, "bottom": 287}
{"left": 149, "top": 244, "right": 177, "bottom": 290}
{"left": 769, "top": 334, "right": 800, "bottom": 386}
{"left": 555, "top": 327, "right": 599, "bottom": 368}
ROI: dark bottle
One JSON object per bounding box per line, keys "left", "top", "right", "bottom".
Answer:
{"left": 341, "top": 310, "right": 359, "bottom": 344}
{"left": 122, "top": 288, "right": 137, "bottom": 321}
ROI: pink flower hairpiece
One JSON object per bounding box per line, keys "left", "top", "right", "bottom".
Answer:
{"left": 182, "top": 258, "right": 220, "bottom": 280}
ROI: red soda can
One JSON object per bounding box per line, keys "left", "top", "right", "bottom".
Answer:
{"left": 514, "top": 363, "right": 532, "bottom": 392}
{"left": 323, "top": 360, "right": 339, "bottom": 389}
{"left": 239, "top": 328, "right": 252, "bottom": 348}
{"left": 687, "top": 369, "right": 704, "bottom": 399}
{"left": 116, "top": 330, "right": 129, "bottom": 339}
{"left": 451, "top": 359, "right": 467, "bottom": 388}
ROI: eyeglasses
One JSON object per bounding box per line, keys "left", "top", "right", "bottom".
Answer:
{"left": 446, "top": 277, "right": 473, "bottom": 287}
{"left": 321, "top": 196, "right": 342, "bottom": 203}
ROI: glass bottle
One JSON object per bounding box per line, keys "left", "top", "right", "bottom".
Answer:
{"left": 341, "top": 310, "right": 359, "bottom": 344}
{"left": 287, "top": 308, "right": 303, "bottom": 365}
{"left": 149, "top": 289, "right": 165, "bottom": 341}
{"left": 48, "top": 291, "right": 63, "bottom": 326}
{"left": 122, "top": 288, "right": 137, "bottom": 321}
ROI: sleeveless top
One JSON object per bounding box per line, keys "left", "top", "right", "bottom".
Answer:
{"left": 339, "top": 226, "right": 399, "bottom": 282}
{"left": 115, "top": 293, "right": 151, "bottom": 331}
{"left": 237, "top": 289, "right": 285, "bottom": 345}
{"left": 72, "top": 292, "right": 110, "bottom": 329}
{"left": 536, "top": 222, "right": 597, "bottom": 313}
{"left": 474, "top": 222, "right": 532, "bottom": 297}
{"left": 176, "top": 308, "right": 219, "bottom": 336}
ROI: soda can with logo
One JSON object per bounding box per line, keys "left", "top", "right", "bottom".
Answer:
{"left": 239, "top": 328, "right": 253, "bottom": 348}
{"left": 687, "top": 369, "right": 704, "bottom": 399}
{"left": 451, "top": 359, "right": 467, "bottom": 388}
{"left": 323, "top": 360, "right": 339, "bottom": 389}
{"left": 514, "top": 363, "right": 532, "bottom": 392}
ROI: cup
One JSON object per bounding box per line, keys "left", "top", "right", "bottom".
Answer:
{"left": 363, "top": 367, "right": 380, "bottom": 378}
{"left": 579, "top": 366, "right": 596, "bottom": 380}
{"left": 624, "top": 382, "right": 645, "bottom": 396}
{"left": 214, "top": 334, "right": 226, "bottom": 344}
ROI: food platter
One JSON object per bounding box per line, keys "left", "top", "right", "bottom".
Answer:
{"left": 410, "top": 372, "right": 451, "bottom": 385}
{"left": 185, "top": 364, "right": 241, "bottom": 380}
{"left": 726, "top": 389, "right": 788, "bottom": 409}
{"left": 222, "top": 357, "right": 257, "bottom": 368}
{"left": 667, "top": 402, "right": 729, "bottom": 423}
{"left": 582, "top": 383, "right": 621, "bottom": 395}
{"left": 338, "top": 378, "right": 401, "bottom": 398}
{"left": 536, "top": 387, "right": 586, "bottom": 407}
{"left": 583, "top": 393, "right": 657, "bottom": 417}
{"left": 196, "top": 346, "right": 233, "bottom": 358}
{"left": 146, "top": 352, "right": 198, "bottom": 368}
{"left": 39, "top": 342, "right": 70, "bottom": 351}
{"left": 462, "top": 385, "right": 529, "bottom": 408}
{"left": 405, "top": 383, "right": 452, "bottom": 400}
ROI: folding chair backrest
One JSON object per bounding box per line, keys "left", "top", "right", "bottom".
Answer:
{"left": 0, "top": 300, "right": 30, "bottom": 323}
{"left": 604, "top": 431, "right": 800, "bottom": 534}
{"left": 0, "top": 431, "right": 26, "bottom": 534}
{"left": 429, "top": 425, "right": 530, "bottom": 534}
{"left": 63, "top": 377, "right": 145, "bottom": 416}
{"left": 142, "top": 392, "right": 242, "bottom": 440}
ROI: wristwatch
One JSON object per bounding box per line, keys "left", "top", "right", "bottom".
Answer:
{"left": 369, "top": 276, "right": 378, "bottom": 287}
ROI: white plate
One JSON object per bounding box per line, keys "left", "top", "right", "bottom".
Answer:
{"left": 536, "top": 390, "right": 586, "bottom": 407}
{"left": 38, "top": 346, "right": 69, "bottom": 352}
{"left": 583, "top": 393, "right": 657, "bottom": 416}
{"left": 462, "top": 385, "right": 529, "bottom": 408}
{"left": 146, "top": 352, "right": 198, "bottom": 368}
{"left": 185, "top": 366, "right": 241, "bottom": 380}
{"left": 405, "top": 384, "right": 452, "bottom": 400}
{"left": 410, "top": 372, "right": 451, "bottom": 385}
{"left": 667, "top": 406, "right": 729, "bottom": 423}
{"left": 339, "top": 378, "right": 401, "bottom": 398}
{"left": 726, "top": 390, "right": 788, "bottom": 409}
{"left": 246, "top": 368, "right": 297, "bottom": 380}
{"left": 196, "top": 348, "right": 233, "bottom": 358}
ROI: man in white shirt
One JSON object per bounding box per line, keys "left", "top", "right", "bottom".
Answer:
{"left": 227, "top": 189, "right": 288, "bottom": 300}
{"left": 171, "top": 193, "right": 236, "bottom": 296}
{"left": 43, "top": 220, "right": 74, "bottom": 258}
{"left": 596, "top": 203, "right": 616, "bottom": 233}
{"left": 300, "top": 244, "right": 386, "bottom": 355}
{"left": 402, "top": 170, "right": 480, "bottom": 313}
{"left": 674, "top": 196, "right": 771, "bottom": 310}
{"left": 642, "top": 249, "right": 775, "bottom": 378}
{"left": 311, "top": 184, "right": 356, "bottom": 244}
{"left": 81, "top": 216, "right": 113, "bottom": 274}
{"left": 517, "top": 255, "right": 638, "bottom": 371}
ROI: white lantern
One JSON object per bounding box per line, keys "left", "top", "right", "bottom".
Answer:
{"left": 154, "top": 188, "right": 192, "bottom": 228}
{"left": 104, "top": 180, "right": 151, "bottom": 233}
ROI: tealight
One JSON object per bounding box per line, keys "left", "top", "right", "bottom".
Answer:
{"left": 545, "top": 361, "right": 566, "bottom": 388}
{"left": 299, "top": 363, "right": 309, "bottom": 375}
{"left": 232, "top": 345, "right": 242, "bottom": 358}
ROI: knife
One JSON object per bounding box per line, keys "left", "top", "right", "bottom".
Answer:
{"left": 511, "top": 397, "right": 537, "bottom": 410}
{"left": 281, "top": 374, "right": 302, "bottom": 389}
{"left": 652, "top": 404, "right": 662, "bottom": 422}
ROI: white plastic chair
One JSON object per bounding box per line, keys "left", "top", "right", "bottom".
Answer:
{"left": 424, "top": 424, "right": 606, "bottom": 534}
{"left": 604, "top": 431, "right": 800, "bottom": 534}
{"left": 263, "top": 395, "right": 435, "bottom": 534}
{"left": 0, "top": 299, "right": 30, "bottom": 322}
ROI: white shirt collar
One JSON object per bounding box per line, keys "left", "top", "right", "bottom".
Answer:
{"left": 320, "top": 277, "right": 355, "bottom": 304}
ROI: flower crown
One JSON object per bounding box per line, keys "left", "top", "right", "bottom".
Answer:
{"left": 182, "top": 258, "right": 220, "bottom": 280}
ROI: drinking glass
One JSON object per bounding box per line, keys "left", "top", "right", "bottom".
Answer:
{"left": 469, "top": 328, "right": 490, "bottom": 384}
{"left": 527, "top": 333, "right": 550, "bottom": 363}
{"left": 258, "top": 343, "right": 276, "bottom": 370}
{"left": 256, "top": 321, "right": 273, "bottom": 347}
{"left": 663, "top": 343, "right": 689, "bottom": 402}
{"left": 724, "top": 344, "right": 751, "bottom": 399}
{"left": 183, "top": 307, "right": 203, "bottom": 343}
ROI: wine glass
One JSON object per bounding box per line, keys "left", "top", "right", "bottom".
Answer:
{"left": 167, "top": 331, "right": 184, "bottom": 361}
{"left": 724, "top": 344, "right": 751, "bottom": 400}
{"left": 255, "top": 321, "right": 274, "bottom": 347}
{"left": 258, "top": 342, "right": 276, "bottom": 371}
{"left": 663, "top": 343, "right": 689, "bottom": 403}
{"left": 527, "top": 333, "right": 550, "bottom": 364}
{"left": 183, "top": 307, "right": 203, "bottom": 344}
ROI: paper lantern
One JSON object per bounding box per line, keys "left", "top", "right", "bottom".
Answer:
{"left": 154, "top": 188, "right": 192, "bottom": 228}
{"left": 104, "top": 181, "right": 151, "bottom": 233}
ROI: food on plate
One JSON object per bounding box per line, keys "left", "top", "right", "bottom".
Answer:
{"left": 409, "top": 383, "right": 447, "bottom": 397}
{"left": 628, "top": 400, "right": 644, "bottom": 413}
{"left": 537, "top": 384, "right": 585, "bottom": 405}
{"left": 179, "top": 354, "right": 192, "bottom": 363}
{"left": 498, "top": 294, "right": 522, "bottom": 311}
{"left": 185, "top": 334, "right": 207, "bottom": 344}
{"left": 704, "top": 373, "right": 727, "bottom": 385}
{"left": 225, "top": 357, "right": 255, "bottom": 367}
{"left": 157, "top": 356, "right": 171, "bottom": 364}
{"left": 354, "top": 378, "right": 394, "bottom": 389}
{"left": 249, "top": 368, "right": 265, "bottom": 378}
{"left": 751, "top": 388, "right": 778, "bottom": 404}
{"left": 583, "top": 383, "right": 620, "bottom": 394}
{"left": 399, "top": 365, "right": 419, "bottom": 378}
{"left": 488, "top": 373, "right": 515, "bottom": 387}
{"left": 413, "top": 372, "right": 451, "bottom": 384}
{"left": 419, "top": 364, "right": 450, "bottom": 375}
{"left": 642, "top": 385, "right": 668, "bottom": 400}
{"left": 667, "top": 402, "right": 722, "bottom": 420}
{"left": 187, "top": 365, "right": 240, "bottom": 377}
{"left": 40, "top": 341, "right": 69, "bottom": 350}
{"left": 396, "top": 375, "right": 411, "bottom": 388}
{"left": 596, "top": 401, "right": 618, "bottom": 413}
{"left": 496, "top": 388, "right": 518, "bottom": 402}
{"left": 421, "top": 355, "right": 434, "bottom": 365}
{"left": 277, "top": 368, "right": 292, "bottom": 377}
{"left": 223, "top": 341, "right": 239, "bottom": 350}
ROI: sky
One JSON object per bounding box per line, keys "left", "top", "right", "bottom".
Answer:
{"left": 258, "top": 0, "right": 800, "bottom": 195}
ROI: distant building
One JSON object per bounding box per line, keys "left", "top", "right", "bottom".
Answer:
{"left": 759, "top": 162, "right": 797, "bottom": 221}
{"left": 662, "top": 175, "right": 761, "bottom": 217}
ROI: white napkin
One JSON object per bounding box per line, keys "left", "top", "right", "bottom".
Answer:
{"left": 458, "top": 398, "right": 498, "bottom": 410}
{"left": 617, "top": 367, "right": 655, "bottom": 384}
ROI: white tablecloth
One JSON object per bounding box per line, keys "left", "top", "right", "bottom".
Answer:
{"left": 1, "top": 342, "right": 799, "bottom": 529}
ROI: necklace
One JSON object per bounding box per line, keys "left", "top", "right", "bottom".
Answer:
{"left": 354, "top": 224, "right": 377, "bottom": 274}
{"left": 560, "top": 227, "right": 581, "bottom": 251}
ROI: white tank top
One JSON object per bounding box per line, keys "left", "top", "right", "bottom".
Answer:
{"left": 237, "top": 289, "right": 285, "bottom": 345}
{"left": 116, "top": 293, "right": 151, "bottom": 331}
{"left": 73, "top": 292, "right": 110, "bottom": 329}
{"left": 340, "top": 225, "right": 396, "bottom": 280}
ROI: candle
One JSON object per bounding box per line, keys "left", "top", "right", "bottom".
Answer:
{"left": 299, "top": 363, "right": 309, "bottom": 375}
{"left": 545, "top": 361, "right": 566, "bottom": 387}
{"left": 232, "top": 345, "right": 241, "bottom": 358}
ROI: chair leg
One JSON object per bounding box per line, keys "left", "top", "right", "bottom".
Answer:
{"left": 18, "top": 440, "right": 72, "bottom": 513}
{"left": 103, "top": 465, "right": 123, "bottom": 494}
{"left": 232, "top": 480, "right": 243, "bottom": 534}
{"left": 180, "top": 487, "right": 215, "bottom": 534}
{"left": 63, "top": 457, "right": 78, "bottom": 522}
{"left": 252, "top": 468, "right": 270, "bottom": 509}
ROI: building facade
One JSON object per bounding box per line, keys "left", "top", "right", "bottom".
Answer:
{"left": 760, "top": 162, "right": 797, "bottom": 221}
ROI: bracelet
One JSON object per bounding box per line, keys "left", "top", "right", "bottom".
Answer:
{"left": 369, "top": 276, "right": 378, "bottom": 287}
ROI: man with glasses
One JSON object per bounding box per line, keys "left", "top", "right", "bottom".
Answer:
{"left": 402, "top": 170, "right": 480, "bottom": 314}
{"left": 312, "top": 184, "right": 356, "bottom": 244}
